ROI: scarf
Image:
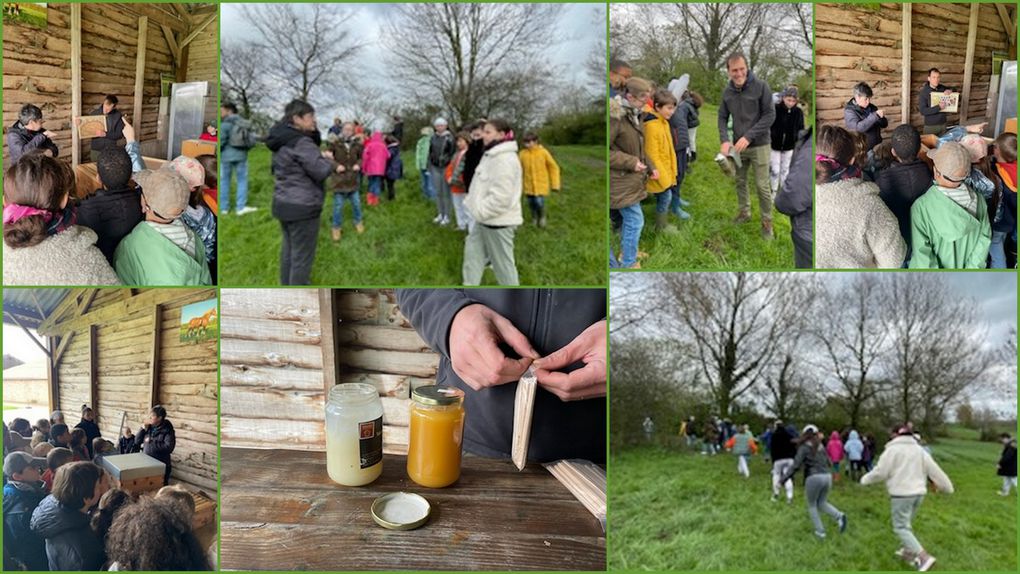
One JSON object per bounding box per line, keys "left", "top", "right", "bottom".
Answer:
{"left": 816, "top": 154, "right": 862, "bottom": 183}
{"left": 3, "top": 203, "right": 77, "bottom": 235}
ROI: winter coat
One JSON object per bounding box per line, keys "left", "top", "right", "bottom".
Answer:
{"left": 75, "top": 185, "right": 144, "bottom": 263}
{"left": 770, "top": 426, "right": 797, "bottom": 461}
{"left": 843, "top": 99, "right": 888, "bottom": 151}
{"left": 826, "top": 432, "right": 845, "bottom": 463}
{"left": 447, "top": 149, "right": 468, "bottom": 194}
{"left": 415, "top": 135, "right": 431, "bottom": 171}
{"left": 998, "top": 442, "right": 1017, "bottom": 478}
{"left": 3, "top": 481, "right": 48, "bottom": 571}
{"left": 875, "top": 160, "right": 933, "bottom": 250}
{"left": 88, "top": 106, "right": 125, "bottom": 153}
{"left": 609, "top": 97, "right": 651, "bottom": 209}
{"left": 861, "top": 435, "right": 954, "bottom": 496}
{"left": 118, "top": 435, "right": 139, "bottom": 455}
{"left": 181, "top": 204, "right": 217, "bottom": 263}
{"left": 772, "top": 103, "right": 805, "bottom": 152}
{"left": 994, "top": 161, "right": 1017, "bottom": 233}
{"left": 135, "top": 419, "right": 175, "bottom": 467}
{"left": 782, "top": 441, "right": 832, "bottom": 484}
{"left": 718, "top": 71, "right": 775, "bottom": 148}
{"left": 642, "top": 109, "right": 678, "bottom": 194}
{"left": 428, "top": 131, "right": 455, "bottom": 168}
{"left": 909, "top": 183, "right": 991, "bottom": 269}
{"left": 3, "top": 226, "right": 121, "bottom": 286}
{"left": 775, "top": 127, "right": 813, "bottom": 251}
{"left": 669, "top": 98, "right": 697, "bottom": 152}
{"left": 918, "top": 82, "right": 953, "bottom": 127}
{"left": 465, "top": 140, "right": 523, "bottom": 226}
{"left": 30, "top": 494, "right": 104, "bottom": 571}
{"left": 361, "top": 132, "right": 390, "bottom": 177}
{"left": 519, "top": 144, "right": 561, "bottom": 197}
{"left": 74, "top": 419, "right": 102, "bottom": 458}
{"left": 397, "top": 289, "right": 606, "bottom": 463}
{"left": 6, "top": 120, "right": 59, "bottom": 163}
{"left": 328, "top": 137, "right": 363, "bottom": 191}
{"left": 844, "top": 430, "right": 865, "bottom": 462}
{"left": 219, "top": 114, "right": 249, "bottom": 164}
{"left": 385, "top": 143, "right": 403, "bottom": 180}
{"left": 114, "top": 222, "right": 211, "bottom": 286}
{"left": 266, "top": 121, "right": 334, "bottom": 222}
{"left": 816, "top": 177, "right": 907, "bottom": 268}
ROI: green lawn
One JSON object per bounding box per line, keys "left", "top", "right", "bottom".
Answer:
{"left": 615, "top": 103, "right": 804, "bottom": 270}
{"left": 609, "top": 439, "right": 1016, "bottom": 571}
{"left": 218, "top": 144, "right": 606, "bottom": 286}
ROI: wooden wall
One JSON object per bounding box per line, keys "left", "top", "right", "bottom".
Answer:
{"left": 816, "top": 3, "right": 1012, "bottom": 135}
{"left": 185, "top": 22, "right": 218, "bottom": 129}
{"left": 40, "top": 289, "right": 218, "bottom": 494}
{"left": 220, "top": 289, "right": 440, "bottom": 456}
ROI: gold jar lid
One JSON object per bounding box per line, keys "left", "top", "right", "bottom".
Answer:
{"left": 412, "top": 385, "right": 464, "bottom": 406}
{"left": 371, "top": 492, "right": 431, "bottom": 530}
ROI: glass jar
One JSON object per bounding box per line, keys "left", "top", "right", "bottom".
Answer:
{"left": 325, "top": 383, "right": 384, "bottom": 486}
{"left": 407, "top": 385, "right": 465, "bottom": 488}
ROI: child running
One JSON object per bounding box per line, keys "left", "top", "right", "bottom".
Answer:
{"left": 779, "top": 424, "right": 848, "bottom": 540}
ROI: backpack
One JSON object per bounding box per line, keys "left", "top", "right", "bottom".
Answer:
{"left": 228, "top": 118, "right": 258, "bottom": 150}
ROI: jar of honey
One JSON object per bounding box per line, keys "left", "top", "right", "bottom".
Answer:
{"left": 325, "top": 383, "right": 384, "bottom": 486}
{"left": 407, "top": 385, "right": 465, "bottom": 488}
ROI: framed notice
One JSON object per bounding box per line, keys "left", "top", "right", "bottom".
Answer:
{"left": 77, "top": 115, "right": 107, "bottom": 139}
{"left": 930, "top": 92, "right": 960, "bottom": 114}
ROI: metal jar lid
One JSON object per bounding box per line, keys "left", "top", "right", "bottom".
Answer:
{"left": 371, "top": 492, "right": 431, "bottom": 530}
{"left": 412, "top": 385, "right": 464, "bottom": 406}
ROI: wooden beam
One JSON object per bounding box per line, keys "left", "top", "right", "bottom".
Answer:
{"left": 53, "top": 331, "right": 75, "bottom": 364}
{"left": 133, "top": 16, "right": 148, "bottom": 127}
{"left": 71, "top": 4, "right": 82, "bottom": 168}
{"left": 149, "top": 304, "right": 163, "bottom": 407}
{"left": 176, "top": 42, "right": 191, "bottom": 83}
{"left": 5, "top": 312, "right": 51, "bottom": 357}
{"left": 180, "top": 12, "right": 216, "bottom": 50}
{"left": 995, "top": 4, "right": 1016, "bottom": 47}
{"left": 78, "top": 289, "right": 99, "bottom": 317}
{"left": 46, "top": 336, "right": 59, "bottom": 414}
{"left": 171, "top": 4, "right": 192, "bottom": 26}
{"left": 319, "top": 290, "right": 340, "bottom": 395}
{"left": 129, "top": 4, "right": 188, "bottom": 33}
{"left": 161, "top": 24, "right": 181, "bottom": 66}
{"left": 89, "top": 325, "right": 99, "bottom": 416}
{"left": 901, "top": 3, "right": 912, "bottom": 127}
{"left": 960, "top": 3, "right": 980, "bottom": 121}
{"left": 38, "top": 288, "right": 100, "bottom": 336}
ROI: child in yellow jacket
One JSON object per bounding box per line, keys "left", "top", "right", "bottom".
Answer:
{"left": 642, "top": 89, "right": 680, "bottom": 234}
{"left": 519, "top": 133, "right": 560, "bottom": 228}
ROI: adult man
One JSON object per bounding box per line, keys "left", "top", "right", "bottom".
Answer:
{"left": 428, "top": 117, "right": 455, "bottom": 226}
{"left": 220, "top": 103, "right": 255, "bottom": 215}
{"left": 918, "top": 68, "right": 955, "bottom": 136}
{"left": 718, "top": 52, "right": 776, "bottom": 239}
{"left": 6, "top": 104, "right": 58, "bottom": 163}
{"left": 609, "top": 59, "right": 633, "bottom": 98}
{"left": 87, "top": 94, "right": 125, "bottom": 162}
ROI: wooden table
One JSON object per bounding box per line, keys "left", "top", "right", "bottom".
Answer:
{"left": 220, "top": 447, "right": 606, "bottom": 571}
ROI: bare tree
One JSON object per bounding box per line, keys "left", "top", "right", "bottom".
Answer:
{"left": 221, "top": 41, "right": 266, "bottom": 118}
{"left": 673, "top": 3, "right": 767, "bottom": 74}
{"left": 240, "top": 4, "right": 364, "bottom": 107}
{"left": 385, "top": 4, "right": 564, "bottom": 128}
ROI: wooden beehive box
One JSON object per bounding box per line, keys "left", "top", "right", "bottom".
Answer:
{"left": 100, "top": 453, "right": 166, "bottom": 495}
{"left": 182, "top": 139, "right": 216, "bottom": 158}
{"left": 192, "top": 490, "right": 216, "bottom": 530}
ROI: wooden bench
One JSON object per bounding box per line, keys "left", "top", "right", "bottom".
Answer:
{"left": 219, "top": 447, "right": 606, "bottom": 571}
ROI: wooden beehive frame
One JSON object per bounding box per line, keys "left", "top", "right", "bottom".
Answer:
{"left": 511, "top": 368, "right": 537, "bottom": 471}
{"left": 544, "top": 459, "right": 607, "bottom": 529}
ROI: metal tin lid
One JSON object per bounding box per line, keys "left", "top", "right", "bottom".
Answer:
{"left": 371, "top": 492, "right": 431, "bottom": 530}
{"left": 412, "top": 385, "right": 464, "bottom": 406}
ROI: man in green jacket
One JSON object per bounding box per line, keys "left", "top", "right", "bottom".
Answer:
{"left": 114, "top": 169, "right": 212, "bottom": 285}
{"left": 909, "top": 141, "right": 991, "bottom": 269}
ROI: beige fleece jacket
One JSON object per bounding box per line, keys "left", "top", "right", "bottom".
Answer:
{"left": 860, "top": 435, "right": 954, "bottom": 496}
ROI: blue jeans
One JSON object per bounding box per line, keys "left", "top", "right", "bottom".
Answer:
{"left": 990, "top": 230, "right": 1007, "bottom": 268}
{"left": 527, "top": 195, "right": 544, "bottom": 218}
{"left": 220, "top": 158, "right": 249, "bottom": 213}
{"left": 619, "top": 203, "right": 644, "bottom": 267}
{"left": 419, "top": 169, "right": 435, "bottom": 201}
{"left": 332, "top": 191, "right": 362, "bottom": 227}
{"left": 655, "top": 189, "right": 674, "bottom": 214}
{"left": 368, "top": 175, "right": 384, "bottom": 198}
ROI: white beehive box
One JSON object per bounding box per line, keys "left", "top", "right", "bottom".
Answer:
{"left": 101, "top": 453, "right": 166, "bottom": 494}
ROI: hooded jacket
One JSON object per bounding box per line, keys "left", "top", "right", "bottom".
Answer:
{"left": 668, "top": 98, "right": 696, "bottom": 152}
{"left": 770, "top": 425, "right": 797, "bottom": 461}
{"left": 75, "top": 185, "right": 144, "bottom": 263}
{"left": 361, "top": 132, "right": 390, "bottom": 177}
{"left": 465, "top": 140, "right": 523, "bottom": 226}
{"left": 88, "top": 106, "right": 125, "bottom": 152}
{"left": 772, "top": 103, "right": 805, "bottom": 152}
{"left": 861, "top": 434, "right": 954, "bottom": 496}
{"left": 519, "top": 144, "right": 561, "bottom": 197}
{"left": 397, "top": 289, "right": 606, "bottom": 463}
{"left": 327, "top": 137, "right": 363, "bottom": 191}
{"left": 998, "top": 441, "right": 1017, "bottom": 477}
{"left": 844, "top": 430, "right": 865, "bottom": 462}
{"left": 610, "top": 97, "right": 651, "bottom": 209}
{"left": 844, "top": 99, "right": 888, "bottom": 151}
{"left": 415, "top": 135, "right": 431, "bottom": 171}
{"left": 219, "top": 114, "right": 249, "bottom": 164}
{"left": 817, "top": 177, "right": 907, "bottom": 268}
{"left": 30, "top": 494, "right": 104, "bottom": 571}
{"left": 3, "top": 225, "right": 121, "bottom": 286}
{"left": 909, "top": 183, "right": 991, "bottom": 269}
{"left": 775, "top": 127, "right": 813, "bottom": 263}
{"left": 781, "top": 440, "right": 832, "bottom": 484}
{"left": 114, "top": 222, "right": 211, "bottom": 286}
{"left": 718, "top": 71, "right": 775, "bottom": 148}
{"left": 642, "top": 109, "right": 678, "bottom": 194}
{"left": 6, "top": 120, "right": 59, "bottom": 162}
{"left": 134, "top": 419, "right": 176, "bottom": 468}
{"left": 826, "top": 432, "right": 845, "bottom": 463}
{"left": 266, "top": 121, "right": 335, "bottom": 222}
{"left": 3, "top": 481, "right": 48, "bottom": 571}
{"left": 726, "top": 431, "right": 758, "bottom": 456}
{"left": 875, "top": 160, "right": 933, "bottom": 250}
{"left": 385, "top": 143, "right": 404, "bottom": 181}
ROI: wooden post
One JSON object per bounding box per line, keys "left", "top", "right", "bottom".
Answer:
{"left": 960, "top": 3, "right": 980, "bottom": 122}
{"left": 319, "top": 290, "right": 340, "bottom": 395}
{"left": 134, "top": 16, "right": 148, "bottom": 129}
{"left": 46, "top": 337, "right": 59, "bottom": 414}
{"left": 901, "top": 3, "right": 912, "bottom": 127}
{"left": 89, "top": 325, "right": 99, "bottom": 417}
{"left": 149, "top": 305, "right": 163, "bottom": 407}
{"left": 71, "top": 4, "right": 82, "bottom": 168}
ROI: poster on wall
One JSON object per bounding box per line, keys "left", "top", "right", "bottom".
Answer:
{"left": 2, "top": 3, "right": 47, "bottom": 28}
{"left": 179, "top": 299, "right": 218, "bottom": 344}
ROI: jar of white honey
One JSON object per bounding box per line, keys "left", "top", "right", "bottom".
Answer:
{"left": 325, "top": 383, "right": 384, "bottom": 486}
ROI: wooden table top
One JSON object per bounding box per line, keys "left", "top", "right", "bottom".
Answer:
{"left": 219, "top": 447, "right": 606, "bottom": 571}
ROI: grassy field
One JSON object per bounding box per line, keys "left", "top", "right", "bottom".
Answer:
{"left": 609, "top": 437, "right": 1016, "bottom": 571}
{"left": 219, "top": 144, "right": 606, "bottom": 286}
{"left": 616, "top": 104, "right": 811, "bottom": 270}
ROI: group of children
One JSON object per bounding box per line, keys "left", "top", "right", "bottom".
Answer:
{"left": 2, "top": 98, "right": 219, "bottom": 286}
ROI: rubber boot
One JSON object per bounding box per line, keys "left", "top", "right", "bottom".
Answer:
{"left": 655, "top": 212, "right": 679, "bottom": 235}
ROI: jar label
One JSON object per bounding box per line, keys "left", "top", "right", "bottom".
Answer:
{"left": 358, "top": 417, "right": 383, "bottom": 469}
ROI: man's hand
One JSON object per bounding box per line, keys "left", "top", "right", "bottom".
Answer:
{"left": 98, "top": 130, "right": 107, "bottom": 137}
{"left": 532, "top": 320, "right": 607, "bottom": 401}
{"left": 720, "top": 141, "right": 732, "bottom": 156}
{"left": 733, "top": 137, "right": 751, "bottom": 153}
{"left": 336, "top": 164, "right": 346, "bottom": 173}
{"left": 649, "top": 169, "right": 659, "bottom": 181}
{"left": 322, "top": 150, "right": 334, "bottom": 159}
{"left": 944, "top": 89, "right": 953, "bottom": 95}
{"left": 634, "top": 160, "right": 646, "bottom": 173}
{"left": 449, "top": 304, "right": 539, "bottom": 390}
{"left": 43, "top": 130, "right": 56, "bottom": 139}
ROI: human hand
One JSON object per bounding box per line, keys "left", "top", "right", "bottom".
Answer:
{"left": 321, "top": 150, "right": 334, "bottom": 159}
{"left": 336, "top": 164, "right": 346, "bottom": 173}
{"left": 721, "top": 141, "right": 732, "bottom": 156}
{"left": 634, "top": 160, "right": 647, "bottom": 172}
{"left": 532, "top": 320, "right": 607, "bottom": 401}
{"left": 98, "top": 130, "right": 107, "bottom": 137}
{"left": 650, "top": 169, "right": 659, "bottom": 181}
{"left": 353, "top": 165, "right": 360, "bottom": 172}
{"left": 122, "top": 118, "right": 135, "bottom": 142}
{"left": 876, "top": 109, "right": 884, "bottom": 118}
{"left": 944, "top": 89, "right": 953, "bottom": 95}
{"left": 733, "top": 137, "right": 750, "bottom": 153}
{"left": 938, "top": 101, "right": 947, "bottom": 110}
{"left": 43, "top": 130, "right": 56, "bottom": 139}
{"left": 449, "top": 304, "right": 539, "bottom": 390}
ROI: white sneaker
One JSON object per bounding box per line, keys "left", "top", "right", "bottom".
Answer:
{"left": 915, "top": 554, "right": 936, "bottom": 572}
{"left": 237, "top": 206, "right": 258, "bottom": 216}
{"left": 433, "top": 214, "right": 443, "bottom": 223}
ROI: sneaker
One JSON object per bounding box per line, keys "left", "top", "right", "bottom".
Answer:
{"left": 331, "top": 227, "right": 341, "bottom": 242}
{"left": 432, "top": 214, "right": 443, "bottom": 223}
{"left": 733, "top": 211, "right": 752, "bottom": 224}
{"left": 366, "top": 194, "right": 379, "bottom": 206}
{"left": 838, "top": 513, "right": 848, "bottom": 533}
{"left": 814, "top": 531, "right": 827, "bottom": 540}
{"left": 236, "top": 206, "right": 258, "bottom": 216}
{"left": 355, "top": 223, "right": 364, "bottom": 234}
{"left": 915, "top": 553, "right": 936, "bottom": 572}
{"left": 439, "top": 216, "right": 450, "bottom": 226}
{"left": 538, "top": 215, "right": 547, "bottom": 228}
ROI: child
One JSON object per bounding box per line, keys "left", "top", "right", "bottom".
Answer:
{"left": 724, "top": 424, "right": 758, "bottom": 478}
{"left": 327, "top": 122, "right": 365, "bottom": 242}
{"left": 75, "top": 147, "right": 143, "bottom": 263}
{"left": 75, "top": 404, "right": 102, "bottom": 458}
{"left": 771, "top": 87, "right": 805, "bottom": 193}
{"left": 69, "top": 428, "right": 89, "bottom": 461}
{"left": 909, "top": 141, "right": 991, "bottom": 268}
{"left": 105, "top": 497, "right": 211, "bottom": 570}
{"left": 861, "top": 425, "right": 954, "bottom": 571}
{"left": 114, "top": 168, "right": 212, "bottom": 285}
{"left": 10, "top": 418, "right": 32, "bottom": 437}
{"left": 998, "top": 433, "right": 1017, "bottom": 496}
{"left": 610, "top": 77, "right": 655, "bottom": 269}
{"left": 50, "top": 410, "right": 65, "bottom": 426}
{"left": 666, "top": 80, "right": 693, "bottom": 215}
{"left": 463, "top": 119, "right": 523, "bottom": 285}
{"left": 196, "top": 154, "right": 219, "bottom": 215}
{"left": 361, "top": 131, "right": 390, "bottom": 206}
{"left": 48, "top": 423, "right": 71, "bottom": 449}
{"left": 875, "top": 124, "right": 933, "bottom": 257}
{"left": 32, "top": 419, "right": 51, "bottom": 444}
{"left": 384, "top": 135, "right": 403, "bottom": 201}
{"left": 90, "top": 488, "right": 133, "bottom": 559}
{"left": 447, "top": 132, "right": 472, "bottom": 231}
{"left": 642, "top": 90, "right": 680, "bottom": 234}
{"left": 827, "top": 431, "right": 845, "bottom": 480}
{"left": 167, "top": 156, "right": 217, "bottom": 275}
{"left": 3, "top": 451, "right": 48, "bottom": 570}
{"left": 92, "top": 438, "right": 116, "bottom": 466}
{"left": 779, "top": 425, "right": 848, "bottom": 540}
{"left": 415, "top": 127, "right": 435, "bottom": 201}
{"left": 990, "top": 133, "right": 1017, "bottom": 269}
{"left": 844, "top": 430, "right": 865, "bottom": 482}
{"left": 32, "top": 443, "right": 53, "bottom": 459}
{"left": 519, "top": 132, "right": 561, "bottom": 229}
{"left": 156, "top": 484, "right": 196, "bottom": 525}
{"left": 199, "top": 122, "right": 218, "bottom": 142}
{"left": 30, "top": 461, "right": 108, "bottom": 571}
{"left": 2, "top": 153, "right": 120, "bottom": 285}
{"left": 685, "top": 91, "right": 703, "bottom": 164}
{"left": 119, "top": 426, "right": 139, "bottom": 455}
{"left": 41, "top": 447, "right": 73, "bottom": 493}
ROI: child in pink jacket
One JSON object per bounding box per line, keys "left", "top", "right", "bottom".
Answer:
{"left": 827, "top": 431, "right": 845, "bottom": 480}
{"left": 361, "top": 132, "right": 390, "bottom": 205}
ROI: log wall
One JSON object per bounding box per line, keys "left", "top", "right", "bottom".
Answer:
{"left": 185, "top": 22, "right": 218, "bottom": 129}
{"left": 220, "top": 289, "right": 440, "bottom": 456}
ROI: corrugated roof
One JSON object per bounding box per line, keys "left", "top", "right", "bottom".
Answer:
{"left": 3, "top": 289, "right": 69, "bottom": 329}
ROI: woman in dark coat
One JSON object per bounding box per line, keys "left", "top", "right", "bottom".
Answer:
{"left": 843, "top": 82, "right": 888, "bottom": 152}
{"left": 134, "top": 405, "right": 176, "bottom": 486}
{"left": 74, "top": 405, "right": 102, "bottom": 458}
